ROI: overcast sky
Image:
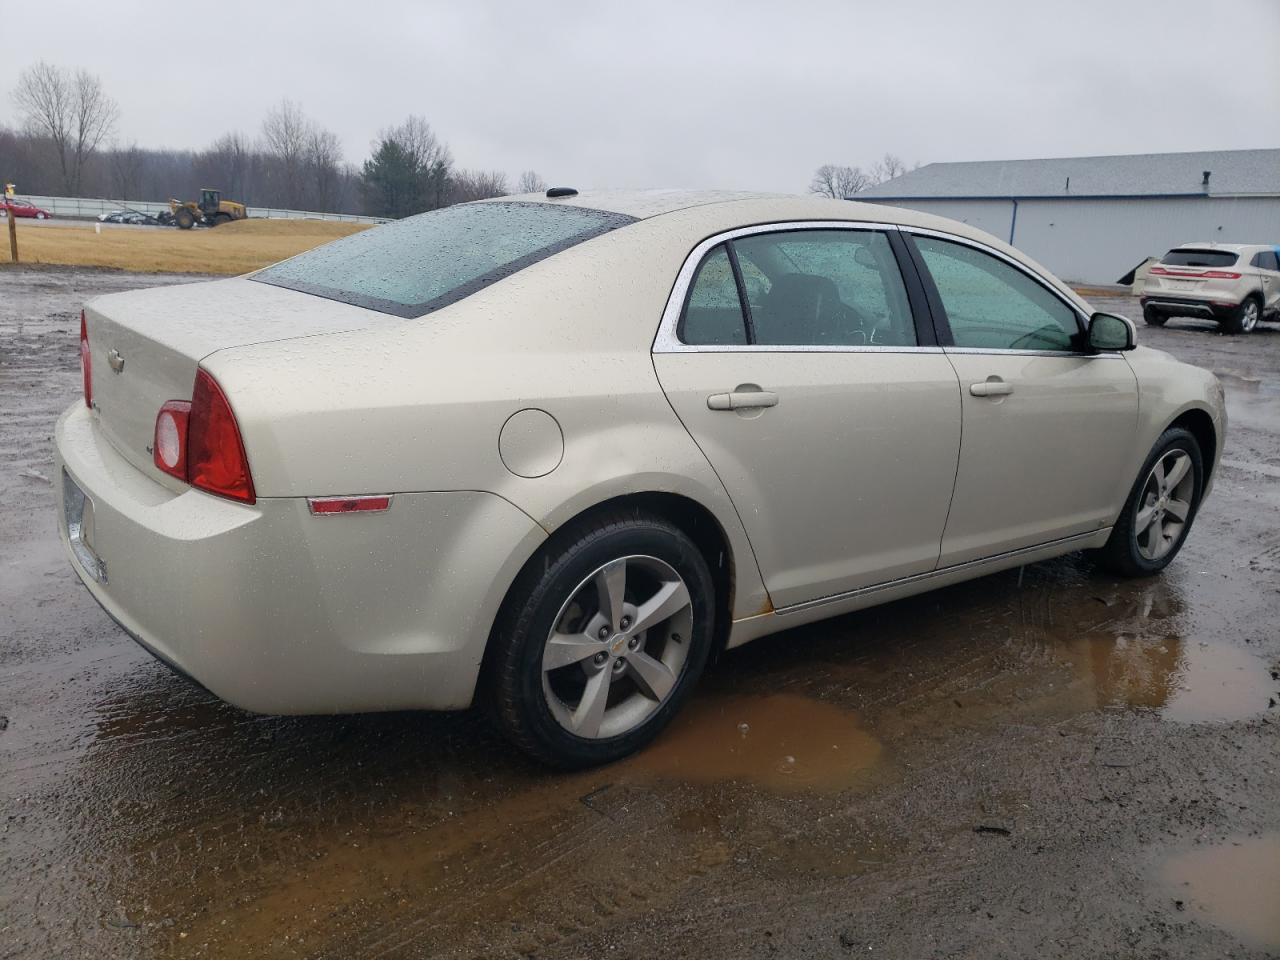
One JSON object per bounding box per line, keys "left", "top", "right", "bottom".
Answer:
{"left": 3, "top": 0, "right": 1277, "bottom": 192}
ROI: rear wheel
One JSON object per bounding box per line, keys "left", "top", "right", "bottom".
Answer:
{"left": 1142, "top": 304, "right": 1167, "bottom": 326}
{"left": 1095, "top": 427, "right": 1203, "bottom": 577}
{"left": 212, "top": 213, "right": 231, "bottom": 226}
{"left": 1222, "top": 297, "right": 1260, "bottom": 334}
{"left": 486, "top": 512, "right": 715, "bottom": 768}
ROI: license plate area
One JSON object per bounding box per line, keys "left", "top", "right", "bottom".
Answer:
{"left": 63, "top": 468, "right": 107, "bottom": 583}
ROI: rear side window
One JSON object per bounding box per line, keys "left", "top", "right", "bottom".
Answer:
{"left": 1161, "top": 249, "right": 1239, "bottom": 268}
{"left": 1251, "top": 250, "right": 1279, "bottom": 271}
{"left": 733, "top": 230, "right": 917, "bottom": 346}
{"left": 253, "top": 201, "right": 635, "bottom": 318}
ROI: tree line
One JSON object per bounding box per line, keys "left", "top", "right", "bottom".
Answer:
{"left": 3, "top": 61, "right": 917, "bottom": 220}
{"left": 2, "top": 61, "right": 544, "bottom": 218}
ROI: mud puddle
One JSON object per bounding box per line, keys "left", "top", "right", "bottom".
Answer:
{"left": 1157, "top": 833, "right": 1280, "bottom": 951}
{"left": 629, "top": 691, "right": 883, "bottom": 793}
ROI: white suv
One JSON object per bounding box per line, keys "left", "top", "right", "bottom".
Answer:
{"left": 1140, "top": 242, "right": 1280, "bottom": 334}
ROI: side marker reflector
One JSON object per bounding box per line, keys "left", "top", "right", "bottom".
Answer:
{"left": 307, "top": 495, "right": 393, "bottom": 516}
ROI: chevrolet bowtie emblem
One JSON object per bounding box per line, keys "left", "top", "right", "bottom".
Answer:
{"left": 107, "top": 348, "right": 124, "bottom": 373}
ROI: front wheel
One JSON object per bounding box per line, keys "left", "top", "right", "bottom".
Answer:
{"left": 1095, "top": 427, "right": 1204, "bottom": 577}
{"left": 486, "top": 512, "right": 715, "bottom": 768}
{"left": 35, "top": 212, "right": 47, "bottom": 220}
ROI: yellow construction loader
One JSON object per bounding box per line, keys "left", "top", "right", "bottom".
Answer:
{"left": 165, "top": 188, "right": 247, "bottom": 229}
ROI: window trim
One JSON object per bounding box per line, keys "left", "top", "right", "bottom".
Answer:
{"left": 900, "top": 226, "right": 1104, "bottom": 358}
{"left": 655, "top": 220, "right": 940, "bottom": 354}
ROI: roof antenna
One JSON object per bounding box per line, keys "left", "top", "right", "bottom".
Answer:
{"left": 1065, "top": 176, "right": 1070, "bottom": 193}
{"left": 1202, "top": 170, "right": 1211, "bottom": 188}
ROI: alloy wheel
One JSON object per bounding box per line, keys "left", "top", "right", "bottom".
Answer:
{"left": 1241, "top": 300, "right": 1259, "bottom": 333}
{"left": 541, "top": 554, "right": 693, "bottom": 740}
{"left": 1134, "top": 449, "right": 1195, "bottom": 561}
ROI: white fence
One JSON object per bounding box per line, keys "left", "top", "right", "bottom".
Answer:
{"left": 13, "top": 194, "right": 387, "bottom": 224}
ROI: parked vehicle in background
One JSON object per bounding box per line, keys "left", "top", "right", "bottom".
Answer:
{"left": 56, "top": 191, "right": 1227, "bottom": 768}
{"left": 1, "top": 198, "right": 52, "bottom": 219}
{"left": 1140, "top": 242, "right": 1280, "bottom": 334}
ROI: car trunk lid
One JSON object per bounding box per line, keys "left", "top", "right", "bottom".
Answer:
{"left": 85, "top": 277, "right": 389, "bottom": 486}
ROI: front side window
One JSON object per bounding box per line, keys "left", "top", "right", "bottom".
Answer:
{"left": 253, "top": 201, "right": 635, "bottom": 318}
{"left": 732, "top": 230, "right": 916, "bottom": 346}
{"left": 914, "top": 236, "right": 1080, "bottom": 351}
{"left": 1251, "top": 250, "right": 1279, "bottom": 271}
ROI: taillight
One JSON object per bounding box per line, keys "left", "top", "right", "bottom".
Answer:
{"left": 1148, "top": 265, "right": 1241, "bottom": 280}
{"left": 152, "top": 369, "right": 256, "bottom": 504}
{"left": 153, "top": 400, "right": 191, "bottom": 479}
{"left": 80, "top": 311, "right": 92, "bottom": 408}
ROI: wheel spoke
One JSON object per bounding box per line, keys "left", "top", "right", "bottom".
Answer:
{"left": 627, "top": 650, "right": 676, "bottom": 702}
{"left": 543, "top": 631, "right": 601, "bottom": 672}
{"left": 630, "top": 579, "right": 691, "bottom": 636}
{"left": 594, "top": 560, "right": 628, "bottom": 629}
{"left": 1135, "top": 504, "right": 1158, "bottom": 534}
{"left": 1163, "top": 453, "right": 1190, "bottom": 491}
{"left": 1164, "top": 497, "right": 1190, "bottom": 522}
{"left": 571, "top": 667, "right": 612, "bottom": 738}
{"left": 1151, "top": 459, "right": 1166, "bottom": 489}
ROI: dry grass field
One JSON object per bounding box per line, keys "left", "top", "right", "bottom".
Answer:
{"left": 2, "top": 218, "right": 368, "bottom": 275}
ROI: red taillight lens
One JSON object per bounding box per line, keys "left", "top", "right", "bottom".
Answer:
{"left": 1203, "top": 270, "right": 1241, "bottom": 280}
{"left": 1148, "top": 265, "right": 1241, "bottom": 280}
{"left": 187, "top": 369, "right": 256, "bottom": 504}
{"left": 153, "top": 370, "right": 255, "bottom": 504}
{"left": 153, "top": 400, "right": 191, "bottom": 479}
{"left": 1148, "top": 266, "right": 1171, "bottom": 276}
{"left": 80, "top": 311, "right": 92, "bottom": 408}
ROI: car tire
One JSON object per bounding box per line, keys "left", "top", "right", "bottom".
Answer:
{"left": 35, "top": 212, "right": 46, "bottom": 220}
{"left": 1142, "top": 304, "right": 1167, "bottom": 326}
{"left": 1221, "top": 296, "right": 1260, "bottom": 334}
{"left": 486, "top": 510, "right": 716, "bottom": 768}
{"left": 1094, "top": 427, "right": 1204, "bottom": 578}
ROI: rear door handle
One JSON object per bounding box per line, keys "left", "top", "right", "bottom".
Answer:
{"left": 707, "top": 390, "right": 779, "bottom": 411}
{"left": 969, "top": 379, "right": 1013, "bottom": 398}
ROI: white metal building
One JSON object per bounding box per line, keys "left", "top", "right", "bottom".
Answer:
{"left": 857, "top": 149, "right": 1280, "bottom": 284}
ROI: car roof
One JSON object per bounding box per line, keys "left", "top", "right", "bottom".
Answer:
{"left": 493, "top": 189, "right": 799, "bottom": 219}
{"left": 1171, "top": 241, "right": 1270, "bottom": 254}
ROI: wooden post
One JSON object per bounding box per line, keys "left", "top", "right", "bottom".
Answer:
{"left": 6, "top": 207, "right": 15, "bottom": 263}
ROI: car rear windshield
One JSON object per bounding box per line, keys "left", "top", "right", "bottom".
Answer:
{"left": 252, "top": 201, "right": 636, "bottom": 318}
{"left": 1160, "top": 249, "right": 1239, "bottom": 268}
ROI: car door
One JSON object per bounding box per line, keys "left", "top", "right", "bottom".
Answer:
{"left": 1253, "top": 249, "right": 1280, "bottom": 314}
{"left": 905, "top": 230, "right": 1139, "bottom": 567}
{"left": 653, "top": 224, "right": 962, "bottom": 610}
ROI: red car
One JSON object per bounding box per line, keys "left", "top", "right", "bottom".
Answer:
{"left": 1, "top": 199, "right": 52, "bottom": 219}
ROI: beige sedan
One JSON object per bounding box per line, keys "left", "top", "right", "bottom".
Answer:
{"left": 55, "top": 190, "right": 1226, "bottom": 767}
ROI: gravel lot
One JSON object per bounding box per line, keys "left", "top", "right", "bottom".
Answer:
{"left": 1, "top": 265, "right": 1277, "bottom": 959}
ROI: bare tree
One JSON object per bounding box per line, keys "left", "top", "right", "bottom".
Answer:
{"left": 808, "top": 164, "right": 872, "bottom": 199}
{"left": 449, "top": 169, "right": 509, "bottom": 203}
{"left": 12, "top": 62, "right": 118, "bottom": 194}
{"left": 306, "top": 127, "right": 343, "bottom": 211}
{"left": 261, "top": 100, "right": 311, "bottom": 207}
{"left": 110, "top": 141, "right": 145, "bottom": 200}
{"left": 872, "top": 152, "right": 907, "bottom": 184}
{"left": 198, "top": 131, "right": 255, "bottom": 202}
{"left": 517, "top": 170, "right": 547, "bottom": 194}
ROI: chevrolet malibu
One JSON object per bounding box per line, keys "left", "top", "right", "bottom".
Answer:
{"left": 56, "top": 190, "right": 1226, "bottom": 767}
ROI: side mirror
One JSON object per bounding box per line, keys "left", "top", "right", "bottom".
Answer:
{"left": 1087, "top": 312, "right": 1136, "bottom": 352}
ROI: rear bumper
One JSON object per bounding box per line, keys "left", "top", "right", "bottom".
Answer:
{"left": 1139, "top": 295, "right": 1239, "bottom": 320}
{"left": 54, "top": 402, "right": 546, "bottom": 714}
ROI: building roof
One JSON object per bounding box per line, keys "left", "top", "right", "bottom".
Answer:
{"left": 857, "top": 148, "right": 1280, "bottom": 200}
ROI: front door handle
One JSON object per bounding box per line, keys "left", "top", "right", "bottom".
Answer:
{"left": 969, "top": 379, "right": 1013, "bottom": 398}
{"left": 707, "top": 389, "right": 779, "bottom": 411}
